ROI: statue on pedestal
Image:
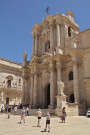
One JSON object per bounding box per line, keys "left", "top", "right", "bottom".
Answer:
{"left": 23, "top": 50, "right": 27, "bottom": 68}
{"left": 57, "top": 81, "right": 65, "bottom": 96}
{"left": 24, "top": 50, "right": 27, "bottom": 61}
{"left": 55, "top": 81, "right": 66, "bottom": 116}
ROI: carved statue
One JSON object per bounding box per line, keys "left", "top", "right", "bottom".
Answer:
{"left": 57, "top": 81, "right": 65, "bottom": 95}
{"left": 24, "top": 50, "right": 27, "bottom": 61}
{"left": 23, "top": 50, "right": 27, "bottom": 68}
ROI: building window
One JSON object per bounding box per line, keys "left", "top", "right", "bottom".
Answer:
{"left": 7, "top": 80, "right": 11, "bottom": 88}
{"left": 6, "top": 97, "right": 9, "bottom": 104}
{"left": 68, "top": 27, "right": 71, "bottom": 37}
{"left": 69, "top": 71, "right": 73, "bottom": 80}
{"left": 70, "top": 94, "right": 75, "bottom": 103}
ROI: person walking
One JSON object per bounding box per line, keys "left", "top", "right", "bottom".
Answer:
{"left": 26, "top": 107, "right": 29, "bottom": 116}
{"left": 61, "top": 107, "right": 66, "bottom": 123}
{"left": 44, "top": 111, "right": 50, "bottom": 132}
{"left": 14, "top": 106, "right": 17, "bottom": 115}
{"left": 1, "top": 106, "right": 4, "bottom": 114}
{"left": 8, "top": 106, "right": 11, "bottom": 118}
{"left": 20, "top": 107, "right": 25, "bottom": 123}
{"left": 5, "top": 107, "right": 7, "bottom": 114}
{"left": 36, "top": 108, "right": 42, "bottom": 127}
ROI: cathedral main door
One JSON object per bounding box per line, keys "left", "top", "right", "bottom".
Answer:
{"left": 45, "top": 84, "right": 50, "bottom": 108}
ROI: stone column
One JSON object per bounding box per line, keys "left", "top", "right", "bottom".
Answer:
{"left": 72, "top": 56, "right": 80, "bottom": 103}
{"left": 50, "top": 22, "right": 54, "bottom": 48}
{"left": 49, "top": 60, "right": 55, "bottom": 109}
{"left": 22, "top": 74, "right": 25, "bottom": 105}
{"left": 42, "top": 37, "right": 45, "bottom": 55}
{"left": 38, "top": 37, "right": 42, "bottom": 56}
{"left": 56, "top": 61, "right": 62, "bottom": 82}
{"left": 56, "top": 22, "right": 60, "bottom": 46}
{"left": 25, "top": 78, "right": 30, "bottom": 104}
{"left": 24, "top": 79, "right": 27, "bottom": 104}
{"left": 30, "top": 74, "right": 34, "bottom": 105}
{"left": 32, "top": 35, "right": 35, "bottom": 56}
{"left": 33, "top": 72, "right": 38, "bottom": 108}
{"left": 35, "top": 34, "right": 38, "bottom": 55}
{"left": 42, "top": 90, "right": 45, "bottom": 108}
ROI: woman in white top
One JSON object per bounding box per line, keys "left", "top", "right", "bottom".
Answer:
{"left": 36, "top": 108, "right": 42, "bottom": 127}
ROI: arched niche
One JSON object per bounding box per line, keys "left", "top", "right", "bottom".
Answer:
{"left": 69, "top": 71, "right": 73, "bottom": 81}
{"left": 70, "top": 93, "right": 75, "bottom": 103}
{"left": 45, "top": 41, "right": 50, "bottom": 52}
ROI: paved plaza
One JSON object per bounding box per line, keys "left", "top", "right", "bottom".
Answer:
{"left": 0, "top": 114, "right": 90, "bottom": 135}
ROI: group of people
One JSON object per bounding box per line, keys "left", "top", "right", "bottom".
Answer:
{"left": 1, "top": 106, "right": 11, "bottom": 118}
{"left": 1, "top": 105, "right": 66, "bottom": 132}
{"left": 19, "top": 107, "right": 66, "bottom": 133}
{"left": 19, "top": 107, "right": 51, "bottom": 132}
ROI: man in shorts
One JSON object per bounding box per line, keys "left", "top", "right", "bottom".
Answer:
{"left": 44, "top": 111, "right": 50, "bottom": 132}
{"left": 36, "top": 108, "right": 42, "bottom": 127}
{"left": 8, "top": 106, "right": 11, "bottom": 118}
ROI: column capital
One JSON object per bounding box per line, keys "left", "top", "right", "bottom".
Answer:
{"left": 56, "top": 62, "right": 62, "bottom": 69}
{"left": 72, "top": 55, "right": 79, "bottom": 65}
{"left": 34, "top": 69, "right": 41, "bottom": 75}
{"left": 49, "top": 67, "right": 55, "bottom": 72}
{"left": 49, "top": 20, "right": 54, "bottom": 27}
{"left": 30, "top": 72, "right": 34, "bottom": 77}
{"left": 55, "top": 19, "right": 62, "bottom": 25}
{"left": 32, "top": 34, "right": 35, "bottom": 39}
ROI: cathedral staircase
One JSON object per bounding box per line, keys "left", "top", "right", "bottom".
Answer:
{"left": 11, "top": 109, "right": 56, "bottom": 117}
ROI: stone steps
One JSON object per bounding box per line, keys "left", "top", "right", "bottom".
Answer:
{"left": 11, "top": 109, "right": 56, "bottom": 117}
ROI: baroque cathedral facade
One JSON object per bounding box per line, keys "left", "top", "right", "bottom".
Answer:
{"left": 22, "top": 11, "right": 90, "bottom": 110}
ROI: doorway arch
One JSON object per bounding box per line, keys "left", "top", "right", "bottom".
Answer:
{"left": 46, "top": 84, "right": 50, "bottom": 107}
{"left": 44, "top": 83, "right": 50, "bottom": 108}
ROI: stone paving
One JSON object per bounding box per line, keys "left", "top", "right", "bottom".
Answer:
{"left": 0, "top": 114, "right": 90, "bottom": 135}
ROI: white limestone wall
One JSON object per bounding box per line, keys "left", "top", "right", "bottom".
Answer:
{"left": 83, "top": 52, "right": 90, "bottom": 107}
{"left": 0, "top": 72, "right": 22, "bottom": 90}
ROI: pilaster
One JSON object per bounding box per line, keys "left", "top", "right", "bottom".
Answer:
{"left": 70, "top": 49, "right": 80, "bottom": 103}
{"left": 48, "top": 59, "right": 55, "bottom": 108}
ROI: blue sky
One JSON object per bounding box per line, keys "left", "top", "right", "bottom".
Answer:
{"left": 0, "top": 0, "right": 90, "bottom": 63}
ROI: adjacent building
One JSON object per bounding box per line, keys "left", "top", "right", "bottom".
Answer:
{"left": 0, "top": 57, "right": 22, "bottom": 106}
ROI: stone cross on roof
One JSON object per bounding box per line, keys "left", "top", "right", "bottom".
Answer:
{"left": 45, "top": 7, "right": 50, "bottom": 15}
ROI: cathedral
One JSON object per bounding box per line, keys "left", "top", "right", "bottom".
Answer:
{"left": 22, "top": 11, "right": 90, "bottom": 112}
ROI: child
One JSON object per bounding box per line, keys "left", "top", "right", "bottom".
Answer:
{"left": 44, "top": 111, "right": 50, "bottom": 132}
{"left": 26, "top": 107, "right": 29, "bottom": 116}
